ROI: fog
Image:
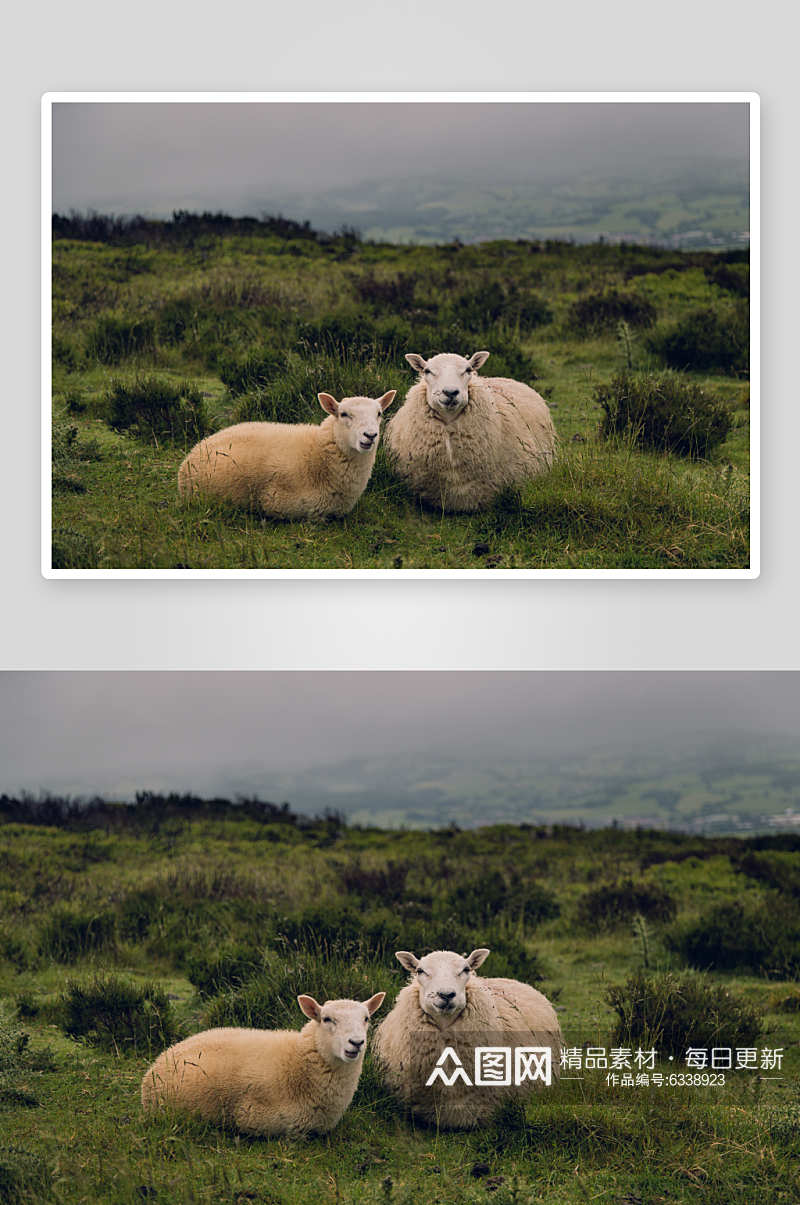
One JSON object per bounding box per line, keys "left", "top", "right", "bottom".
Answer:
{"left": 51, "top": 100, "right": 749, "bottom": 217}
{"left": 0, "top": 671, "right": 794, "bottom": 799}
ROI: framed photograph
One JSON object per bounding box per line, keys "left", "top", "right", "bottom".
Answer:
{"left": 43, "top": 93, "right": 758, "bottom": 578}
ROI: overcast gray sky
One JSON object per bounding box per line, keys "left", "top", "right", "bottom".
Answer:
{"left": 0, "top": 671, "right": 795, "bottom": 800}
{"left": 51, "top": 100, "right": 750, "bottom": 217}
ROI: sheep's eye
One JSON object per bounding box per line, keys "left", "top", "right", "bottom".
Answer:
{"left": 424, "top": 369, "right": 432, "bottom": 375}
{"left": 462, "top": 966, "right": 470, "bottom": 974}
{"left": 322, "top": 1016, "right": 334, "bottom": 1024}
{"left": 340, "top": 412, "right": 349, "bottom": 419}
{"left": 464, "top": 368, "right": 472, "bottom": 374}
{"left": 416, "top": 968, "right": 427, "bottom": 976}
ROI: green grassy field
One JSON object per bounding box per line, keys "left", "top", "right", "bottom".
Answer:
{"left": 1, "top": 798, "right": 798, "bottom": 1204}
{"left": 50, "top": 219, "right": 751, "bottom": 571}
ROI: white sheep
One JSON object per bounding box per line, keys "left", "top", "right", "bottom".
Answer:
{"left": 178, "top": 391, "right": 396, "bottom": 521}
{"left": 372, "top": 949, "right": 561, "bottom": 1129}
{"left": 141, "top": 992, "right": 386, "bottom": 1138}
{"left": 385, "top": 352, "right": 556, "bottom": 512}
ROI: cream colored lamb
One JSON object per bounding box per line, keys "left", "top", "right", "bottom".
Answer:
{"left": 385, "top": 352, "right": 555, "bottom": 512}
{"left": 178, "top": 391, "right": 396, "bottom": 521}
{"left": 141, "top": 992, "right": 385, "bottom": 1138}
{"left": 373, "top": 949, "right": 561, "bottom": 1129}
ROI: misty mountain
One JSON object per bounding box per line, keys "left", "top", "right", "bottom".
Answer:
{"left": 228, "top": 732, "right": 800, "bottom": 833}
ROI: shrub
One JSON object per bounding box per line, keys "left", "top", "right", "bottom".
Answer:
{"left": 353, "top": 272, "right": 419, "bottom": 313}
{"left": 606, "top": 971, "right": 764, "bottom": 1056}
{"left": 203, "top": 939, "right": 399, "bottom": 1031}
{"left": 185, "top": 944, "right": 265, "bottom": 997}
{"left": 38, "top": 906, "right": 116, "bottom": 963}
{"left": 105, "top": 374, "right": 212, "bottom": 444}
{"left": 664, "top": 896, "right": 800, "bottom": 976}
{"left": 86, "top": 314, "right": 156, "bottom": 364}
{"left": 443, "top": 871, "right": 561, "bottom": 928}
{"left": 338, "top": 861, "right": 410, "bottom": 905}
{"left": 574, "top": 879, "right": 676, "bottom": 931}
{"left": 647, "top": 303, "right": 749, "bottom": 375}
{"left": 217, "top": 347, "right": 287, "bottom": 396}
{"left": 705, "top": 263, "right": 749, "bottom": 298}
{"left": 735, "top": 851, "right": 800, "bottom": 897}
{"left": 566, "top": 290, "right": 657, "bottom": 338}
{"left": 58, "top": 974, "right": 179, "bottom": 1056}
{"left": 595, "top": 371, "right": 734, "bottom": 458}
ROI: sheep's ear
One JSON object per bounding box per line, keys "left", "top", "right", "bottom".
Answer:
{"left": 318, "top": 393, "right": 339, "bottom": 415}
{"left": 376, "top": 390, "right": 397, "bottom": 412}
{"left": 405, "top": 354, "right": 427, "bottom": 374}
{"left": 468, "top": 351, "right": 490, "bottom": 371}
{"left": 364, "top": 992, "right": 386, "bottom": 1016}
{"left": 395, "top": 951, "right": 419, "bottom": 972}
{"left": 466, "top": 949, "right": 490, "bottom": 970}
{"left": 298, "top": 995, "right": 323, "bottom": 1021}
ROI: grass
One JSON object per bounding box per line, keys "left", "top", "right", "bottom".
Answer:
{"left": 1, "top": 804, "right": 798, "bottom": 1203}
{"left": 49, "top": 227, "right": 751, "bottom": 571}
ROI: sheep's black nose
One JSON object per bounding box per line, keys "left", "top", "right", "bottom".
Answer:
{"left": 438, "top": 991, "right": 457, "bottom": 1001}
{"left": 443, "top": 389, "right": 459, "bottom": 399}
{"left": 349, "top": 1037, "right": 365, "bottom": 1049}
{"left": 363, "top": 431, "right": 377, "bottom": 441}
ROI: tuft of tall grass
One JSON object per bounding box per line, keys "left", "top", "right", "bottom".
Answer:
{"left": 57, "top": 973, "right": 179, "bottom": 1056}
{"left": 605, "top": 970, "right": 764, "bottom": 1056}
{"left": 594, "top": 371, "right": 734, "bottom": 459}
{"left": 105, "top": 374, "right": 212, "bottom": 445}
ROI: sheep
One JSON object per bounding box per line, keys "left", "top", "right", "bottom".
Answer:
{"left": 178, "top": 391, "right": 396, "bottom": 521}
{"left": 372, "top": 949, "right": 562, "bottom": 1129}
{"left": 385, "top": 352, "right": 556, "bottom": 512}
{"left": 141, "top": 992, "right": 386, "bottom": 1139}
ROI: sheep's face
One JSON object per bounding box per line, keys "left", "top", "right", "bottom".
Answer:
{"left": 318, "top": 392, "right": 396, "bottom": 454}
{"left": 298, "top": 993, "right": 386, "bottom": 1064}
{"left": 405, "top": 352, "right": 490, "bottom": 424}
{"left": 396, "top": 949, "right": 491, "bottom": 1029}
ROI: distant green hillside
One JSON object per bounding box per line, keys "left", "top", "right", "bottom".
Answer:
{"left": 264, "top": 157, "right": 750, "bottom": 248}
{"left": 254, "top": 734, "right": 799, "bottom": 834}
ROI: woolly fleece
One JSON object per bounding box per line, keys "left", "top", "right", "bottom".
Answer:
{"left": 178, "top": 392, "right": 394, "bottom": 521}
{"left": 373, "top": 974, "right": 562, "bottom": 1129}
{"left": 386, "top": 375, "right": 556, "bottom": 512}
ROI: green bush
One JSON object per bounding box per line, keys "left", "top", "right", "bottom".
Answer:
{"left": 606, "top": 971, "right": 764, "bottom": 1056}
{"left": 87, "top": 313, "right": 156, "bottom": 364}
{"left": 203, "top": 939, "right": 399, "bottom": 1030}
{"left": 217, "top": 347, "right": 287, "bottom": 395}
{"left": 647, "top": 303, "right": 749, "bottom": 375}
{"left": 443, "top": 871, "right": 560, "bottom": 928}
{"left": 37, "top": 906, "right": 116, "bottom": 963}
{"left": 735, "top": 851, "right": 800, "bottom": 897}
{"left": 595, "top": 371, "right": 734, "bottom": 458}
{"left": 58, "top": 974, "right": 179, "bottom": 1056}
{"left": 566, "top": 290, "right": 657, "bottom": 338}
{"left": 664, "top": 896, "right": 800, "bottom": 976}
{"left": 185, "top": 943, "right": 266, "bottom": 997}
{"left": 105, "top": 374, "right": 212, "bottom": 444}
{"left": 574, "top": 879, "right": 676, "bottom": 931}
